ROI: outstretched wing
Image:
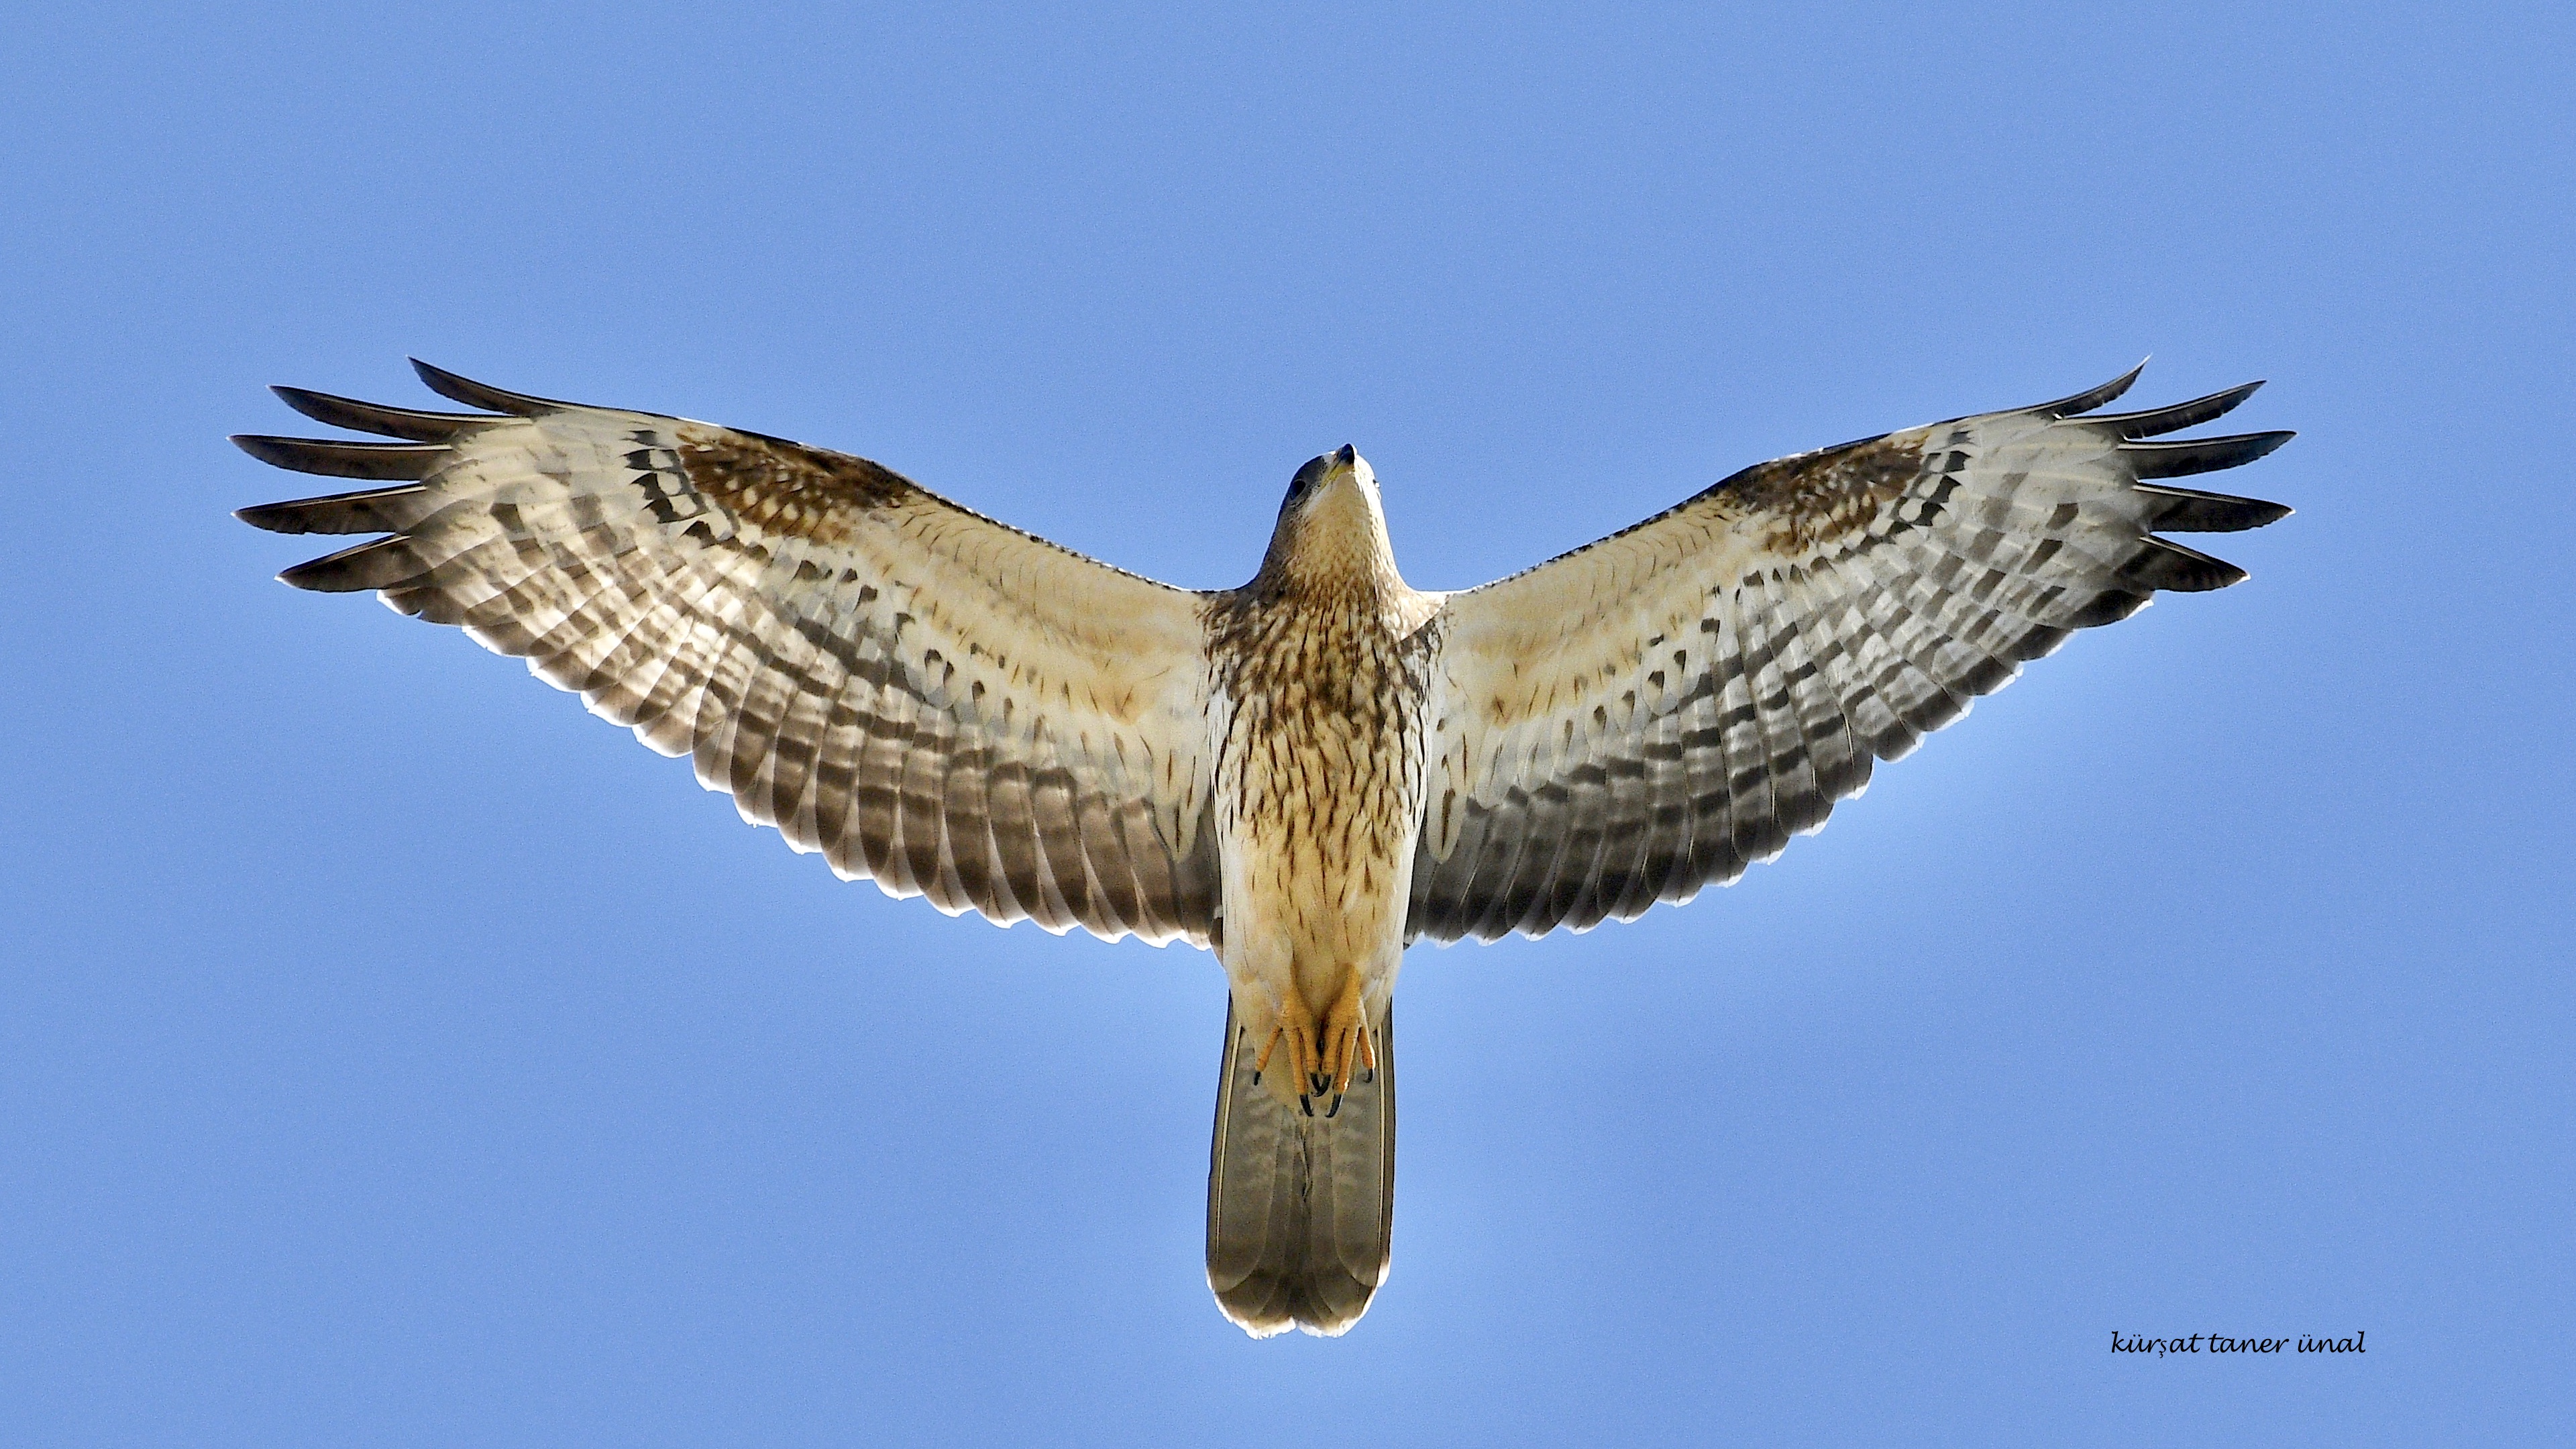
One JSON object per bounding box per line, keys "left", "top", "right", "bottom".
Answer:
{"left": 1406, "top": 366, "right": 2291, "bottom": 943}
{"left": 237, "top": 363, "right": 1220, "bottom": 945}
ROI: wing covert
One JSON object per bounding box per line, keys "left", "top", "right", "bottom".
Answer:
{"left": 237, "top": 363, "right": 1221, "bottom": 946}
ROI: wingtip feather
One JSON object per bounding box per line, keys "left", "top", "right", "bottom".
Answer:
{"left": 2087, "top": 380, "right": 2267, "bottom": 439}
{"left": 231, "top": 434, "right": 452, "bottom": 480}
{"left": 2123, "top": 430, "right": 2295, "bottom": 479}
{"left": 234, "top": 482, "right": 430, "bottom": 535}
{"left": 2039, "top": 359, "right": 2149, "bottom": 418}
{"left": 275, "top": 535, "right": 420, "bottom": 593}
{"left": 409, "top": 359, "right": 575, "bottom": 415}
{"left": 272, "top": 384, "right": 498, "bottom": 441}
{"left": 2133, "top": 483, "right": 2293, "bottom": 533}
{"left": 2121, "top": 536, "right": 2249, "bottom": 592}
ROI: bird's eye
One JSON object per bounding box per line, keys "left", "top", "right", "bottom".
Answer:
{"left": 1283, "top": 455, "right": 1334, "bottom": 507}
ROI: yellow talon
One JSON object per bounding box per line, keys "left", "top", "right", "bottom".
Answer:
{"left": 1247, "top": 973, "right": 1372, "bottom": 1113}
{"left": 1252, "top": 987, "right": 1320, "bottom": 1109}
{"left": 1322, "top": 969, "right": 1369, "bottom": 1097}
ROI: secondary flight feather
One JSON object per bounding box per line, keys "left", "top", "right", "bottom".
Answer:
{"left": 236, "top": 360, "right": 2290, "bottom": 1336}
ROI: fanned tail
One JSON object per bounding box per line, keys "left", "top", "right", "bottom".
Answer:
{"left": 1205, "top": 1002, "right": 1395, "bottom": 1337}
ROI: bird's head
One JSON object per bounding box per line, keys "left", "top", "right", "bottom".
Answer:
{"left": 1258, "top": 444, "right": 1401, "bottom": 594}
{"left": 1281, "top": 443, "right": 1375, "bottom": 512}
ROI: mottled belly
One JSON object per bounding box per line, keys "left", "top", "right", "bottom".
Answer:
{"left": 1215, "top": 704, "right": 1424, "bottom": 1017}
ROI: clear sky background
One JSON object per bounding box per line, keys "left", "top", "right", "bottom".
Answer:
{"left": 4, "top": 3, "right": 2569, "bottom": 1444}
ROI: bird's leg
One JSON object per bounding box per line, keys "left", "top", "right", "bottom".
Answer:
{"left": 1320, "top": 968, "right": 1375, "bottom": 1117}
{"left": 1252, "top": 986, "right": 1322, "bottom": 1116}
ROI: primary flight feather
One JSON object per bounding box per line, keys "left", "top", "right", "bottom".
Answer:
{"left": 236, "top": 360, "right": 2290, "bottom": 1336}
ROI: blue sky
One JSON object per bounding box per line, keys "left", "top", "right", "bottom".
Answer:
{"left": 3, "top": 3, "right": 2569, "bottom": 1444}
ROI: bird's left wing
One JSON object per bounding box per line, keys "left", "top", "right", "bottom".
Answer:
{"left": 237, "top": 363, "right": 1220, "bottom": 946}
{"left": 1406, "top": 366, "right": 2290, "bottom": 944}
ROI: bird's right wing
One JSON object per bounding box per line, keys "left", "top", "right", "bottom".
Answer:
{"left": 1407, "top": 366, "right": 2291, "bottom": 943}
{"left": 236, "top": 364, "right": 1221, "bottom": 946}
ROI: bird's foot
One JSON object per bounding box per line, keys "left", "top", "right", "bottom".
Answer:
{"left": 1319, "top": 970, "right": 1376, "bottom": 1118}
{"left": 1252, "top": 987, "right": 1322, "bottom": 1116}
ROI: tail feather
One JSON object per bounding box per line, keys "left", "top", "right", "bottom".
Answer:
{"left": 1205, "top": 1002, "right": 1394, "bottom": 1337}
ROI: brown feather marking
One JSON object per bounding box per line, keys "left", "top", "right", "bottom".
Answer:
{"left": 674, "top": 428, "right": 916, "bottom": 544}
{"left": 1717, "top": 431, "right": 1929, "bottom": 556}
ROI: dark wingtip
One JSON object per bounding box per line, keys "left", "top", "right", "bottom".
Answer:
{"left": 274, "top": 535, "right": 419, "bottom": 593}
{"left": 2088, "top": 380, "right": 2267, "bottom": 439}
{"left": 2134, "top": 483, "right": 2294, "bottom": 533}
{"left": 409, "top": 359, "right": 576, "bottom": 416}
{"left": 2121, "top": 536, "right": 2249, "bottom": 592}
{"left": 272, "top": 384, "right": 497, "bottom": 441}
{"left": 235, "top": 499, "right": 304, "bottom": 533}
{"left": 231, "top": 434, "right": 451, "bottom": 480}
{"left": 2039, "top": 359, "right": 2149, "bottom": 418}
{"left": 2123, "top": 430, "right": 2296, "bottom": 479}
{"left": 234, "top": 482, "right": 431, "bottom": 535}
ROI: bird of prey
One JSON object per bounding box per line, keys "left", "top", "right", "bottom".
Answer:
{"left": 235, "top": 360, "right": 2289, "bottom": 1338}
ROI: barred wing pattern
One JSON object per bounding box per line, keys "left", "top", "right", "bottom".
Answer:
{"left": 237, "top": 363, "right": 1222, "bottom": 945}
{"left": 1407, "top": 366, "right": 2290, "bottom": 943}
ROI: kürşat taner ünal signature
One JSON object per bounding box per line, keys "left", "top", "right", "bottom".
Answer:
{"left": 2112, "top": 1332, "right": 2366, "bottom": 1357}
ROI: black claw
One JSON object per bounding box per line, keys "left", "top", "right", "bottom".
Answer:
{"left": 1365, "top": 1069, "right": 1375, "bottom": 1084}
{"left": 1298, "top": 1094, "right": 1313, "bottom": 1117}
{"left": 1326, "top": 1093, "right": 1344, "bottom": 1118}
{"left": 1251, "top": 1071, "right": 1261, "bottom": 1085}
